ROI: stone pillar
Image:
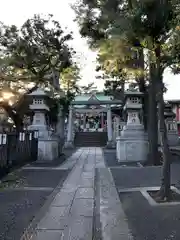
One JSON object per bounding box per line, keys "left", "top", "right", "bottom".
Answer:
{"left": 83, "top": 113, "right": 86, "bottom": 131}
{"left": 56, "top": 106, "right": 64, "bottom": 137}
{"left": 106, "top": 105, "right": 114, "bottom": 148}
{"left": 114, "top": 116, "right": 120, "bottom": 138}
{"left": 101, "top": 112, "right": 104, "bottom": 129}
{"left": 64, "top": 105, "right": 74, "bottom": 148}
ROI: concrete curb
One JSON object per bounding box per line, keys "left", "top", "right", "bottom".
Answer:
{"left": 99, "top": 167, "right": 134, "bottom": 240}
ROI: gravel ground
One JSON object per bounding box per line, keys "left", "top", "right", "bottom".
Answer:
{"left": 119, "top": 191, "right": 180, "bottom": 240}
{"left": 103, "top": 149, "right": 180, "bottom": 167}
{"left": 111, "top": 163, "right": 180, "bottom": 189}
{"left": 105, "top": 148, "right": 180, "bottom": 240}
{"left": 103, "top": 149, "right": 180, "bottom": 189}
{"left": 0, "top": 169, "right": 69, "bottom": 189}
{"left": 103, "top": 149, "right": 140, "bottom": 167}
{"left": 28, "top": 149, "right": 76, "bottom": 168}
{"left": 0, "top": 190, "right": 49, "bottom": 240}
{"left": 15, "top": 169, "right": 69, "bottom": 188}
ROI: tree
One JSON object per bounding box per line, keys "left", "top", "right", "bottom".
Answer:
{"left": 95, "top": 39, "right": 131, "bottom": 99}
{"left": 74, "top": 0, "right": 180, "bottom": 199}
{"left": 73, "top": 0, "right": 150, "bottom": 126}
{"left": 0, "top": 14, "right": 76, "bottom": 129}
{"left": 61, "top": 65, "right": 80, "bottom": 94}
{"left": 0, "top": 59, "right": 32, "bottom": 130}
{"left": 121, "top": 0, "right": 179, "bottom": 200}
{"left": 0, "top": 14, "right": 74, "bottom": 85}
{"left": 80, "top": 82, "right": 97, "bottom": 94}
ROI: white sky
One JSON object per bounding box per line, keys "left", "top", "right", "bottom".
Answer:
{"left": 0, "top": 0, "right": 179, "bottom": 99}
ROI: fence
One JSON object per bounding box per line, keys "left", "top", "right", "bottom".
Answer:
{"left": 0, "top": 131, "right": 38, "bottom": 178}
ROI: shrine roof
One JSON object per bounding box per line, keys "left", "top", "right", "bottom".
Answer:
{"left": 74, "top": 93, "right": 112, "bottom": 102}
{"left": 124, "top": 90, "right": 144, "bottom": 96}
{"left": 168, "top": 99, "right": 180, "bottom": 104}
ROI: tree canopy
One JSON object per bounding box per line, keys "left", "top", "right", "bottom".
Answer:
{"left": 74, "top": 0, "right": 180, "bottom": 199}
{"left": 74, "top": 0, "right": 180, "bottom": 80}
{"left": 61, "top": 65, "right": 80, "bottom": 94}
{"left": 0, "top": 14, "right": 78, "bottom": 129}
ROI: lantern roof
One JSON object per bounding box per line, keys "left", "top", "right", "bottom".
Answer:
{"left": 28, "top": 88, "right": 47, "bottom": 96}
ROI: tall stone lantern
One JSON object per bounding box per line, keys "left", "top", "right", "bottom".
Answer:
{"left": 163, "top": 103, "right": 179, "bottom": 146}
{"left": 122, "top": 90, "right": 144, "bottom": 135}
{"left": 116, "top": 89, "right": 148, "bottom": 162}
{"left": 28, "top": 88, "right": 59, "bottom": 161}
{"left": 28, "top": 88, "right": 49, "bottom": 137}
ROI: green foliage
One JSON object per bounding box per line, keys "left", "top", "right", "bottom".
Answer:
{"left": 74, "top": 0, "right": 180, "bottom": 77}
{"left": 61, "top": 65, "right": 80, "bottom": 94}
{"left": 80, "top": 82, "right": 97, "bottom": 94}
{"left": 0, "top": 14, "right": 78, "bottom": 127}
{"left": 0, "top": 14, "right": 74, "bottom": 86}
{"left": 104, "top": 79, "right": 124, "bottom": 99}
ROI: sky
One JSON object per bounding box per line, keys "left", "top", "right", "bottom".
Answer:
{"left": 0, "top": 0, "right": 179, "bottom": 99}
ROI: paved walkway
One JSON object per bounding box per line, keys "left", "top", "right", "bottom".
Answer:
{"left": 24, "top": 147, "right": 132, "bottom": 240}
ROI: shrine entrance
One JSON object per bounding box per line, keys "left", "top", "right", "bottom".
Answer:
{"left": 64, "top": 92, "right": 122, "bottom": 148}
{"left": 74, "top": 107, "right": 107, "bottom": 132}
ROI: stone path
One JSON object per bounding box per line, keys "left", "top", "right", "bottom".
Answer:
{"left": 26, "top": 147, "right": 132, "bottom": 240}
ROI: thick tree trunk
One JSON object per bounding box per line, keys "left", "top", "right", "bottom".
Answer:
{"left": 142, "top": 49, "right": 158, "bottom": 165}
{"left": 155, "top": 45, "right": 171, "bottom": 200}
{"left": 137, "top": 48, "right": 148, "bottom": 130}
{"left": 157, "top": 86, "right": 171, "bottom": 200}
{"left": 147, "top": 63, "right": 159, "bottom": 165}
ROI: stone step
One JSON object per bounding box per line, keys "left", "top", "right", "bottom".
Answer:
{"left": 74, "top": 132, "right": 107, "bottom": 147}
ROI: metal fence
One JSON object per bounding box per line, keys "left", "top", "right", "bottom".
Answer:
{"left": 0, "top": 131, "right": 38, "bottom": 178}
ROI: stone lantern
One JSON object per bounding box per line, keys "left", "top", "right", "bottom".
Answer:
{"left": 124, "top": 91, "right": 143, "bottom": 126}
{"left": 163, "top": 103, "right": 179, "bottom": 146}
{"left": 28, "top": 88, "right": 59, "bottom": 161}
{"left": 28, "top": 88, "right": 49, "bottom": 137}
{"left": 116, "top": 89, "right": 148, "bottom": 162}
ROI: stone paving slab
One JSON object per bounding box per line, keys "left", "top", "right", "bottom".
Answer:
{"left": 70, "top": 198, "right": 94, "bottom": 217}
{"left": 81, "top": 171, "right": 95, "bottom": 179}
{"left": 33, "top": 230, "right": 63, "bottom": 240}
{"left": 51, "top": 190, "right": 75, "bottom": 207}
{"left": 65, "top": 216, "right": 93, "bottom": 240}
{"left": 37, "top": 206, "right": 70, "bottom": 230}
{"left": 75, "top": 187, "right": 94, "bottom": 199}
{"left": 79, "top": 177, "right": 94, "bottom": 187}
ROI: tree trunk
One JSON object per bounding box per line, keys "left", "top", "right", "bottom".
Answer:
{"left": 155, "top": 44, "right": 171, "bottom": 200}
{"left": 147, "top": 62, "right": 159, "bottom": 165}
{"left": 137, "top": 48, "right": 148, "bottom": 130}
{"left": 156, "top": 80, "right": 171, "bottom": 200}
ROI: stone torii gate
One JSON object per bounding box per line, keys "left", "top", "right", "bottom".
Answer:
{"left": 64, "top": 93, "right": 122, "bottom": 148}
